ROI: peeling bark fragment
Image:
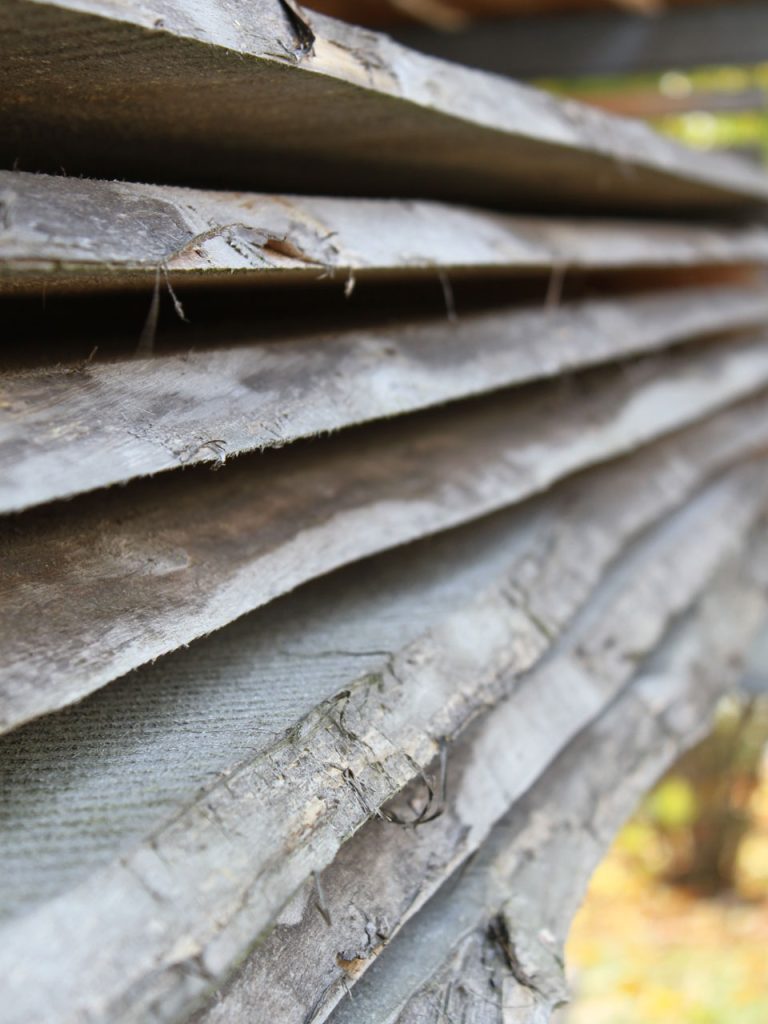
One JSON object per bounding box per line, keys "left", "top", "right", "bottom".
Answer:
{"left": 326, "top": 570, "right": 766, "bottom": 1024}
{"left": 4, "top": 170, "right": 768, "bottom": 294}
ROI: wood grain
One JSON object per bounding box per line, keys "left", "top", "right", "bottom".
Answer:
{"left": 2, "top": 463, "right": 764, "bottom": 1024}
{"left": 4, "top": 339, "right": 768, "bottom": 733}
{"left": 192, "top": 526, "right": 768, "bottom": 1024}
{"left": 2, "top": 403, "right": 764, "bottom": 923}
{"left": 5, "top": 171, "right": 768, "bottom": 295}
{"left": 2, "top": 2, "right": 767, "bottom": 212}
{"left": 4, "top": 284, "right": 767, "bottom": 513}
{"left": 327, "top": 564, "right": 766, "bottom": 1024}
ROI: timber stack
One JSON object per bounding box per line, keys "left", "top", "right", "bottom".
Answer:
{"left": 1, "top": 2, "right": 768, "bottom": 1022}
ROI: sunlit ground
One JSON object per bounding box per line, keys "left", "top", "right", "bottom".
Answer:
{"left": 565, "top": 759, "right": 768, "bottom": 1023}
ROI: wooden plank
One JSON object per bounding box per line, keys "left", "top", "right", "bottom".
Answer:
{"left": 5, "top": 172, "right": 768, "bottom": 296}
{"left": 190, "top": 525, "right": 768, "bottom": 1024}
{"left": 2, "top": 462, "right": 764, "bottom": 1024}
{"left": 1, "top": 404, "right": 763, "bottom": 922}
{"left": 4, "top": 284, "right": 768, "bottom": 514}
{"left": 4, "top": 338, "right": 768, "bottom": 733}
{"left": 325, "top": 567, "right": 765, "bottom": 1024}
{"left": 1, "top": 3, "right": 767, "bottom": 215}
{"left": 1, "top": 402, "right": 763, "bottom": 925}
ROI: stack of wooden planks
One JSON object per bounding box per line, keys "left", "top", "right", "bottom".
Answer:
{"left": 2, "top": 2, "right": 768, "bottom": 1022}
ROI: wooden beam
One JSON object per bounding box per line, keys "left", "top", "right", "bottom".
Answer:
{"left": 4, "top": 173, "right": 768, "bottom": 296}
{"left": 1, "top": 3, "right": 767, "bottom": 213}
{"left": 189, "top": 530, "right": 767, "bottom": 1024}
{"left": 1, "top": 457, "right": 764, "bottom": 1024}
{"left": 1, "top": 407, "right": 763, "bottom": 918}
{"left": 4, "top": 339, "right": 768, "bottom": 733}
{"left": 325, "top": 569, "right": 765, "bottom": 1024}
{"left": 4, "top": 284, "right": 767, "bottom": 514}
{"left": 0, "top": 402, "right": 762, "bottom": 920}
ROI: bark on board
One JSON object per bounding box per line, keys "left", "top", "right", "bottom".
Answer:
{"left": 4, "top": 172, "right": 768, "bottom": 294}
{"left": 192, "top": 533, "right": 768, "bottom": 1024}
{"left": 0, "top": 463, "right": 765, "bottom": 1024}
{"left": 2, "top": 407, "right": 764, "bottom": 920}
{"left": 4, "top": 284, "right": 768, "bottom": 514}
{"left": 2, "top": 1, "right": 767, "bottom": 212}
{"left": 1, "top": 405, "right": 764, "bottom": 923}
{"left": 327, "top": 569, "right": 766, "bottom": 1024}
{"left": 4, "top": 339, "right": 768, "bottom": 733}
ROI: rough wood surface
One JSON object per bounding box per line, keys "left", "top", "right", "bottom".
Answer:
{"left": 4, "top": 284, "right": 768, "bottom": 513}
{"left": 192, "top": 522, "right": 768, "bottom": 1024}
{"left": 1, "top": 455, "right": 765, "bottom": 1024}
{"left": 2, "top": 2, "right": 767, "bottom": 212}
{"left": 2, "top": 402, "right": 763, "bottom": 923}
{"left": 4, "top": 340, "right": 768, "bottom": 733}
{"left": 4, "top": 172, "right": 768, "bottom": 295}
{"left": 327, "top": 564, "right": 767, "bottom": 1024}
{"left": 2, "top": 405, "right": 763, "bottom": 920}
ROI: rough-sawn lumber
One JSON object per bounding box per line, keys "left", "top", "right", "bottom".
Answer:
{"left": 2, "top": 1, "right": 767, "bottom": 212}
{"left": 3, "top": 339, "right": 768, "bottom": 732}
{"left": 2, "top": 404, "right": 764, "bottom": 919}
{"left": 1, "top": 401, "right": 764, "bottom": 923}
{"left": 192, "top": 527, "right": 768, "bottom": 1024}
{"left": 1, "top": 452, "right": 766, "bottom": 1024}
{"left": 4, "top": 171, "right": 768, "bottom": 294}
{"left": 327, "top": 570, "right": 767, "bottom": 1024}
{"left": 3, "top": 284, "right": 768, "bottom": 513}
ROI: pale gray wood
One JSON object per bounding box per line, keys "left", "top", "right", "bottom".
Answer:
{"left": 4, "top": 284, "right": 768, "bottom": 514}
{"left": 4, "top": 338, "right": 768, "bottom": 733}
{"left": 2, "top": 1, "right": 767, "bottom": 212}
{"left": 327, "top": 563, "right": 767, "bottom": 1024}
{"left": 4, "top": 171, "right": 768, "bottom": 294}
{"left": 741, "top": 624, "right": 768, "bottom": 696}
{"left": 2, "top": 401, "right": 764, "bottom": 924}
{"left": 193, "top": 498, "right": 768, "bottom": 1024}
{"left": 1, "top": 460, "right": 765, "bottom": 1024}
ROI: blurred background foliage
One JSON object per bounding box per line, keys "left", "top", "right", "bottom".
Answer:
{"left": 565, "top": 696, "right": 768, "bottom": 1022}
{"left": 542, "top": 63, "right": 768, "bottom": 166}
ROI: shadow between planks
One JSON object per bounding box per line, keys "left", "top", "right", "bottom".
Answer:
{"left": 1, "top": 453, "right": 766, "bottom": 1024}
{"left": 4, "top": 337, "right": 768, "bottom": 731}
{"left": 3, "top": 283, "right": 768, "bottom": 513}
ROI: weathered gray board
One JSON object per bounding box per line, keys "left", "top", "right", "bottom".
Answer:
{"left": 4, "top": 284, "right": 768, "bottom": 513}
{"left": 4, "top": 171, "right": 768, "bottom": 294}
{"left": 1, "top": 464, "right": 764, "bottom": 1024}
{"left": 327, "top": 574, "right": 766, "bottom": 1024}
{"left": 4, "top": 339, "right": 768, "bottom": 733}
{"left": 2, "top": 1, "right": 767, "bottom": 213}
{"left": 191, "top": 536, "right": 768, "bottom": 1024}
{"left": 1, "top": 404, "right": 763, "bottom": 929}
{"left": 1, "top": 408, "right": 763, "bottom": 921}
